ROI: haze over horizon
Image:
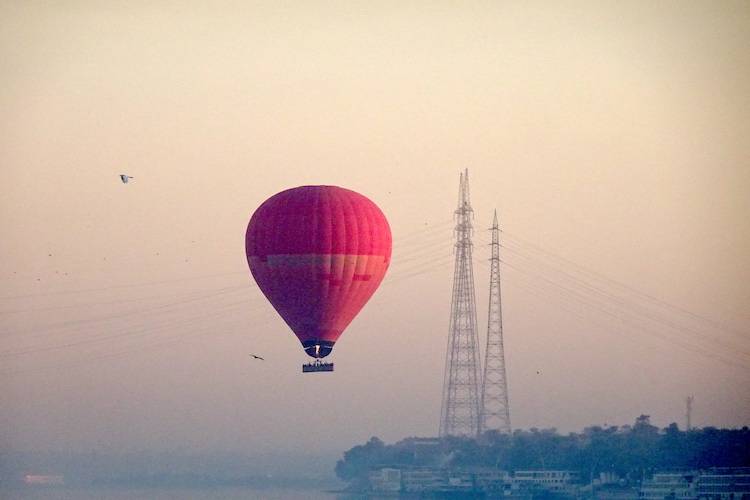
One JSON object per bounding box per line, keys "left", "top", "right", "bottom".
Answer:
{"left": 1, "top": 1, "right": 748, "bottom": 459}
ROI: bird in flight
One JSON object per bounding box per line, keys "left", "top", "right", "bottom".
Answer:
{"left": 120, "top": 174, "right": 134, "bottom": 184}
{"left": 249, "top": 354, "right": 264, "bottom": 361}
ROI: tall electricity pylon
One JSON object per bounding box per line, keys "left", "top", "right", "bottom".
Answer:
{"left": 439, "top": 169, "right": 482, "bottom": 438}
{"left": 479, "top": 210, "right": 512, "bottom": 435}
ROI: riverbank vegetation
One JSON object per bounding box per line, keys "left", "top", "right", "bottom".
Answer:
{"left": 336, "top": 416, "right": 750, "bottom": 484}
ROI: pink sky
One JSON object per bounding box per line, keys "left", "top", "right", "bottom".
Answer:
{"left": 1, "top": 1, "right": 748, "bottom": 455}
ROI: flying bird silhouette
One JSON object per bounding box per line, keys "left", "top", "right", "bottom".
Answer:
{"left": 120, "top": 174, "right": 133, "bottom": 184}
{"left": 249, "top": 354, "right": 264, "bottom": 361}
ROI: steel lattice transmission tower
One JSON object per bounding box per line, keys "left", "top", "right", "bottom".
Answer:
{"left": 439, "top": 169, "right": 482, "bottom": 438}
{"left": 479, "top": 210, "right": 512, "bottom": 434}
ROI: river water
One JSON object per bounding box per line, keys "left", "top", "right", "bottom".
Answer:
{"left": 1, "top": 486, "right": 357, "bottom": 499}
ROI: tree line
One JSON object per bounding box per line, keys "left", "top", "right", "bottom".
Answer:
{"left": 336, "top": 416, "right": 750, "bottom": 484}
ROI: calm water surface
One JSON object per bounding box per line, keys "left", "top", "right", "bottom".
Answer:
{"left": 1, "top": 486, "right": 356, "bottom": 500}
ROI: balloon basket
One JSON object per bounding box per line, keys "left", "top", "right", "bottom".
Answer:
{"left": 302, "top": 360, "right": 334, "bottom": 373}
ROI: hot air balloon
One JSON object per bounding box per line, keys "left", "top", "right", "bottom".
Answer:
{"left": 245, "top": 186, "right": 391, "bottom": 372}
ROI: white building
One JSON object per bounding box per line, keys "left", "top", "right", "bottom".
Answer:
{"left": 513, "top": 470, "right": 582, "bottom": 495}
{"left": 696, "top": 468, "right": 750, "bottom": 499}
{"left": 368, "top": 467, "right": 402, "bottom": 492}
{"left": 639, "top": 473, "right": 697, "bottom": 500}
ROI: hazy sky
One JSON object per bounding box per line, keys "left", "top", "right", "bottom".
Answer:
{"left": 1, "top": 1, "right": 749, "bottom": 457}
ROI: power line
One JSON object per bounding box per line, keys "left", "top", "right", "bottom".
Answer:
{"left": 0, "top": 301, "right": 278, "bottom": 377}
{"left": 498, "top": 241, "right": 750, "bottom": 359}
{"left": 1, "top": 285, "right": 249, "bottom": 341}
{"left": 500, "top": 229, "right": 747, "bottom": 340}
{"left": 499, "top": 259, "right": 750, "bottom": 371}
{"left": 0, "top": 271, "right": 248, "bottom": 301}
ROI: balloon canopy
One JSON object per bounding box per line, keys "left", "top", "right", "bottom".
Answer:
{"left": 245, "top": 185, "right": 392, "bottom": 360}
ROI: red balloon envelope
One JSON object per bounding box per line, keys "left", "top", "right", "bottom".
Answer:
{"left": 245, "top": 186, "right": 391, "bottom": 360}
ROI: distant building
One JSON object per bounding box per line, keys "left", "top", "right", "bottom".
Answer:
{"left": 370, "top": 466, "right": 513, "bottom": 495}
{"left": 594, "top": 485, "right": 640, "bottom": 500}
{"left": 445, "top": 470, "right": 475, "bottom": 492}
{"left": 639, "top": 472, "right": 697, "bottom": 500}
{"left": 581, "top": 472, "right": 635, "bottom": 499}
{"left": 401, "top": 467, "right": 475, "bottom": 493}
{"left": 696, "top": 468, "right": 750, "bottom": 499}
{"left": 474, "top": 467, "right": 512, "bottom": 494}
{"left": 513, "top": 470, "right": 582, "bottom": 496}
{"left": 594, "top": 472, "right": 622, "bottom": 487}
{"left": 636, "top": 468, "right": 750, "bottom": 500}
{"left": 400, "top": 466, "right": 445, "bottom": 493}
{"left": 368, "top": 467, "right": 401, "bottom": 492}
{"left": 367, "top": 466, "right": 750, "bottom": 499}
